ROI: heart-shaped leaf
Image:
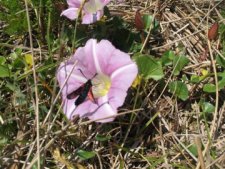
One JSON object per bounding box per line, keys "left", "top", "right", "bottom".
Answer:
{"left": 136, "top": 55, "right": 164, "bottom": 80}
{"left": 169, "top": 81, "right": 189, "bottom": 101}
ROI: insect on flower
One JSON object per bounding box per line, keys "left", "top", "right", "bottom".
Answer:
{"left": 57, "top": 39, "right": 138, "bottom": 123}
{"left": 67, "top": 69, "right": 96, "bottom": 106}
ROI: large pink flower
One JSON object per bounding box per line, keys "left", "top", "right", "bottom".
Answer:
{"left": 57, "top": 39, "right": 138, "bottom": 123}
{"left": 61, "top": 0, "right": 111, "bottom": 24}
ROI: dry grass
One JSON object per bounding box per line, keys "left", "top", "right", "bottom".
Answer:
{"left": 1, "top": 0, "right": 225, "bottom": 168}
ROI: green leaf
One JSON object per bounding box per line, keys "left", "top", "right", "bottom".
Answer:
{"left": 201, "top": 102, "right": 215, "bottom": 113}
{"left": 188, "top": 144, "right": 198, "bottom": 157}
{"left": 218, "top": 71, "right": 225, "bottom": 87}
{"left": 202, "top": 71, "right": 225, "bottom": 93}
{"left": 173, "top": 55, "right": 189, "bottom": 75}
{"left": 143, "top": 15, "right": 159, "bottom": 31}
{"left": 13, "top": 57, "right": 25, "bottom": 68}
{"left": 0, "top": 57, "right": 6, "bottom": 65}
{"left": 0, "top": 135, "right": 8, "bottom": 146}
{"left": 190, "top": 75, "right": 201, "bottom": 83}
{"left": 76, "top": 149, "right": 96, "bottom": 160}
{"left": 169, "top": 81, "right": 189, "bottom": 101}
{"left": 216, "top": 54, "right": 225, "bottom": 68}
{"left": 190, "top": 75, "right": 206, "bottom": 83}
{"left": 136, "top": 55, "right": 164, "bottom": 80}
{"left": 95, "top": 134, "right": 111, "bottom": 142}
{"left": 203, "top": 84, "right": 216, "bottom": 93}
{"left": 161, "top": 50, "right": 175, "bottom": 66}
{"left": 0, "top": 65, "right": 10, "bottom": 77}
{"left": 5, "top": 83, "right": 17, "bottom": 91}
{"left": 181, "top": 74, "right": 188, "bottom": 81}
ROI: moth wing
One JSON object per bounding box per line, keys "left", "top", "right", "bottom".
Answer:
{"left": 67, "top": 85, "right": 84, "bottom": 99}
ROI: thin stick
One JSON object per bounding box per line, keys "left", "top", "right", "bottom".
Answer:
{"left": 140, "top": 0, "right": 158, "bottom": 53}
{"left": 42, "top": 61, "right": 78, "bottom": 125}
{"left": 0, "top": 43, "right": 46, "bottom": 52}
{"left": 196, "top": 32, "right": 220, "bottom": 169}
{"left": 195, "top": 136, "right": 206, "bottom": 169}
{"left": 24, "top": 0, "right": 40, "bottom": 168}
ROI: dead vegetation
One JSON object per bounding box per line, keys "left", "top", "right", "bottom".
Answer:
{"left": 0, "top": 0, "right": 225, "bottom": 168}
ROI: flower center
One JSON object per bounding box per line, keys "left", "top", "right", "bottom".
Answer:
{"left": 84, "top": 0, "right": 103, "bottom": 14}
{"left": 91, "top": 74, "right": 111, "bottom": 98}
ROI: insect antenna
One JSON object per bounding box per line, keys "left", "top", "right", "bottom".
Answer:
{"left": 78, "top": 68, "right": 88, "bottom": 79}
{"left": 78, "top": 68, "right": 97, "bottom": 80}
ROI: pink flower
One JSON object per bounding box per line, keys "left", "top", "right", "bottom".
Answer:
{"left": 57, "top": 39, "right": 138, "bottom": 123}
{"left": 61, "top": 0, "right": 111, "bottom": 24}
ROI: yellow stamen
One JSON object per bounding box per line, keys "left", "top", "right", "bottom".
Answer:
{"left": 92, "top": 74, "right": 111, "bottom": 98}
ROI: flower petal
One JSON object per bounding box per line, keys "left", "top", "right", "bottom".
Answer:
{"left": 57, "top": 63, "right": 86, "bottom": 85}
{"left": 83, "top": 0, "right": 105, "bottom": 13}
{"left": 108, "top": 88, "right": 127, "bottom": 110}
{"left": 74, "top": 100, "right": 98, "bottom": 117}
{"left": 100, "top": 0, "right": 111, "bottom": 6}
{"left": 94, "top": 41, "right": 136, "bottom": 76}
{"left": 88, "top": 103, "right": 117, "bottom": 123}
{"left": 93, "top": 40, "right": 116, "bottom": 75}
{"left": 67, "top": 0, "right": 83, "bottom": 7}
{"left": 106, "top": 49, "right": 137, "bottom": 75}
{"left": 74, "top": 95, "right": 117, "bottom": 123}
{"left": 110, "top": 63, "right": 138, "bottom": 91}
{"left": 57, "top": 38, "right": 138, "bottom": 123}
{"left": 63, "top": 99, "right": 77, "bottom": 119}
{"left": 61, "top": 8, "right": 79, "bottom": 20}
{"left": 82, "top": 11, "right": 103, "bottom": 24}
{"left": 63, "top": 99, "right": 96, "bottom": 120}
{"left": 74, "top": 39, "right": 102, "bottom": 74}
{"left": 84, "top": 0, "right": 98, "bottom": 13}
{"left": 97, "top": 91, "right": 126, "bottom": 110}
{"left": 57, "top": 62, "right": 92, "bottom": 98}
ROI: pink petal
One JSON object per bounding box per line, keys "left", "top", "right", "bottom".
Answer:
{"left": 61, "top": 8, "right": 79, "bottom": 20}
{"left": 67, "top": 0, "right": 83, "bottom": 7}
{"left": 70, "top": 47, "right": 86, "bottom": 65}
{"left": 57, "top": 63, "right": 86, "bottom": 87}
{"left": 105, "top": 49, "right": 136, "bottom": 75}
{"left": 91, "top": 40, "right": 136, "bottom": 76}
{"left": 100, "top": 0, "right": 111, "bottom": 5}
{"left": 83, "top": 0, "right": 105, "bottom": 12}
{"left": 88, "top": 103, "right": 117, "bottom": 123}
{"left": 63, "top": 98, "right": 117, "bottom": 123}
{"left": 93, "top": 40, "right": 116, "bottom": 75}
{"left": 74, "top": 39, "right": 98, "bottom": 73}
{"left": 63, "top": 100, "right": 97, "bottom": 120}
{"left": 57, "top": 62, "right": 93, "bottom": 98}
{"left": 110, "top": 63, "right": 138, "bottom": 91}
{"left": 82, "top": 11, "right": 103, "bottom": 24}
{"left": 107, "top": 88, "right": 127, "bottom": 110}
{"left": 57, "top": 38, "right": 138, "bottom": 123}
{"left": 97, "top": 91, "right": 126, "bottom": 111}
{"left": 63, "top": 99, "right": 78, "bottom": 119}
{"left": 74, "top": 100, "right": 98, "bottom": 117}
{"left": 71, "top": 39, "right": 136, "bottom": 77}
{"left": 107, "top": 63, "right": 138, "bottom": 109}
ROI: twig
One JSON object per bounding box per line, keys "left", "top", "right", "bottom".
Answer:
{"left": 42, "top": 61, "right": 78, "bottom": 125}
{"left": 195, "top": 136, "right": 206, "bottom": 169}
{"left": 140, "top": 0, "right": 158, "bottom": 53}
{"left": 0, "top": 43, "right": 46, "bottom": 52}
{"left": 24, "top": 0, "right": 40, "bottom": 168}
{"left": 196, "top": 30, "right": 220, "bottom": 169}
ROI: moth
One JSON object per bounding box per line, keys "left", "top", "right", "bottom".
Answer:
{"left": 67, "top": 69, "right": 96, "bottom": 106}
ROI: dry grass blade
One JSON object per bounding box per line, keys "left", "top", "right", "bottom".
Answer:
{"left": 1, "top": 0, "right": 225, "bottom": 168}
